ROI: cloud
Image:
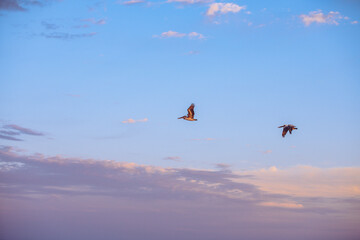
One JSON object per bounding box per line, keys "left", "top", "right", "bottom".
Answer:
{"left": 191, "top": 138, "right": 215, "bottom": 141}
{"left": 120, "top": 0, "right": 145, "bottom": 5}
{"left": 1, "top": 146, "right": 359, "bottom": 240}
{"left": 0, "top": 0, "right": 25, "bottom": 11}
{"left": 206, "top": 3, "right": 246, "bottom": 16}
{"left": 122, "top": 118, "right": 148, "bottom": 124}
{"left": 239, "top": 165, "right": 360, "bottom": 198}
{"left": 154, "top": 31, "right": 205, "bottom": 39}
{"left": 82, "top": 18, "right": 106, "bottom": 25}
{"left": 0, "top": 134, "right": 23, "bottom": 141}
{"left": 215, "top": 163, "right": 230, "bottom": 170}
{"left": 259, "top": 202, "right": 304, "bottom": 209}
{"left": 41, "top": 32, "right": 97, "bottom": 40}
{"left": 186, "top": 50, "right": 200, "bottom": 55}
{"left": 0, "top": 0, "right": 60, "bottom": 11}
{"left": 300, "top": 10, "right": 345, "bottom": 26}
{"left": 351, "top": 20, "right": 358, "bottom": 24}
{"left": 163, "top": 156, "right": 182, "bottom": 161}
{"left": 4, "top": 124, "right": 44, "bottom": 136}
{"left": 42, "top": 21, "right": 59, "bottom": 30}
{"left": 261, "top": 150, "right": 272, "bottom": 154}
{"left": 0, "top": 124, "right": 45, "bottom": 141}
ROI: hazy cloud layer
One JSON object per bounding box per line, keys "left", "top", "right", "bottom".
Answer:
{"left": 0, "top": 146, "right": 359, "bottom": 240}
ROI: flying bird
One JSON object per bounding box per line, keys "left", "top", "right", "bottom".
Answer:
{"left": 178, "top": 103, "right": 197, "bottom": 121}
{"left": 278, "top": 124, "right": 297, "bottom": 137}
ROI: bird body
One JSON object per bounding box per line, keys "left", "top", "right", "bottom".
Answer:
{"left": 178, "top": 104, "right": 197, "bottom": 121}
{"left": 278, "top": 124, "right": 297, "bottom": 137}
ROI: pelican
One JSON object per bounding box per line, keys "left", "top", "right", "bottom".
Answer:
{"left": 178, "top": 103, "right": 197, "bottom": 121}
{"left": 278, "top": 124, "right": 297, "bottom": 138}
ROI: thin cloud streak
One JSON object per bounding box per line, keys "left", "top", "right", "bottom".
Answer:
{"left": 122, "top": 118, "right": 148, "bottom": 124}
{"left": 120, "top": 0, "right": 145, "bottom": 5}
{"left": 154, "top": 31, "right": 205, "bottom": 39}
{"left": 4, "top": 124, "right": 44, "bottom": 136}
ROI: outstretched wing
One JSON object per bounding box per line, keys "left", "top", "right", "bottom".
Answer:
{"left": 282, "top": 127, "right": 289, "bottom": 137}
{"left": 187, "top": 104, "right": 195, "bottom": 118}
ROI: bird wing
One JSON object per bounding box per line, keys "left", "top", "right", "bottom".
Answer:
{"left": 282, "top": 127, "right": 289, "bottom": 137}
{"left": 187, "top": 104, "right": 195, "bottom": 118}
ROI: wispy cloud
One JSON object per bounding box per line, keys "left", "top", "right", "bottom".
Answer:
{"left": 122, "top": 118, "right": 148, "bottom": 124}
{"left": 0, "top": 124, "right": 44, "bottom": 141}
{"left": 41, "top": 21, "right": 60, "bottom": 30}
{"left": 0, "top": 0, "right": 25, "bottom": 11}
{"left": 191, "top": 138, "right": 215, "bottom": 141}
{"left": 351, "top": 20, "right": 358, "bottom": 24}
{"left": 0, "top": 134, "right": 23, "bottom": 141}
{"left": 261, "top": 150, "right": 272, "bottom": 154}
{"left": 0, "top": 0, "right": 61, "bottom": 12}
{"left": 4, "top": 124, "right": 44, "bottom": 136}
{"left": 215, "top": 163, "right": 230, "bottom": 170}
{"left": 206, "top": 3, "right": 246, "bottom": 16}
{"left": 154, "top": 30, "right": 205, "bottom": 39}
{"left": 300, "top": 10, "right": 346, "bottom": 26}
{"left": 163, "top": 156, "right": 182, "bottom": 161}
{"left": 82, "top": 18, "right": 106, "bottom": 25}
{"left": 41, "top": 32, "right": 97, "bottom": 40}
{"left": 120, "top": 0, "right": 145, "bottom": 5}
{"left": 259, "top": 202, "right": 304, "bottom": 209}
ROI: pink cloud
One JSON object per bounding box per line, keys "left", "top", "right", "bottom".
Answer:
{"left": 122, "top": 118, "right": 148, "bottom": 124}
{"left": 300, "top": 10, "right": 346, "bottom": 26}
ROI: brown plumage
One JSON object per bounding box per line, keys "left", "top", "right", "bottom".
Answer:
{"left": 178, "top": 104, "right": 197, "bottom": 121}
{"left": 278, "top": 124, "right": 298, "bottom": 137}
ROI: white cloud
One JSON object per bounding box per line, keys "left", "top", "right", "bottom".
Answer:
{"left": 206, "top": 3, "right": 246, "bottom": 16}
{"left": 122, "top": 118, "right": 148, "bottom": 124}
{"left": 300, "top": 10, "right": 345, "bottom": 26}
{"left": 154, "top": 31, "right": 205, "bottom": 39}
{"left": 188, "top": 31, "right": 205, "bottom": 39}
{"left": 351, "top": 20, "right": 358, "bottom": 24}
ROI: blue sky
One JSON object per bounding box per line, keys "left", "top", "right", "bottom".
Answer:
{"left": 0, "top": 1, "right": 360, "bottom": 239}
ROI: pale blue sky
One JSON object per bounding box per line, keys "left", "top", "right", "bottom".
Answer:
{"left": 1, "top": 1, "right": 360, "bottom": 240}
{"left": 1, "top": 0, "right": 359, "bottom": 170}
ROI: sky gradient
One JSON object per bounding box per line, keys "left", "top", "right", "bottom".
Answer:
{"left": 1, "top": 0, "right": 360, "bottom": 239}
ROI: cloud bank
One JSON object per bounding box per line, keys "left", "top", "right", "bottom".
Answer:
{"left": 0, "top": 146, "right": 359, "bottom": 240}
